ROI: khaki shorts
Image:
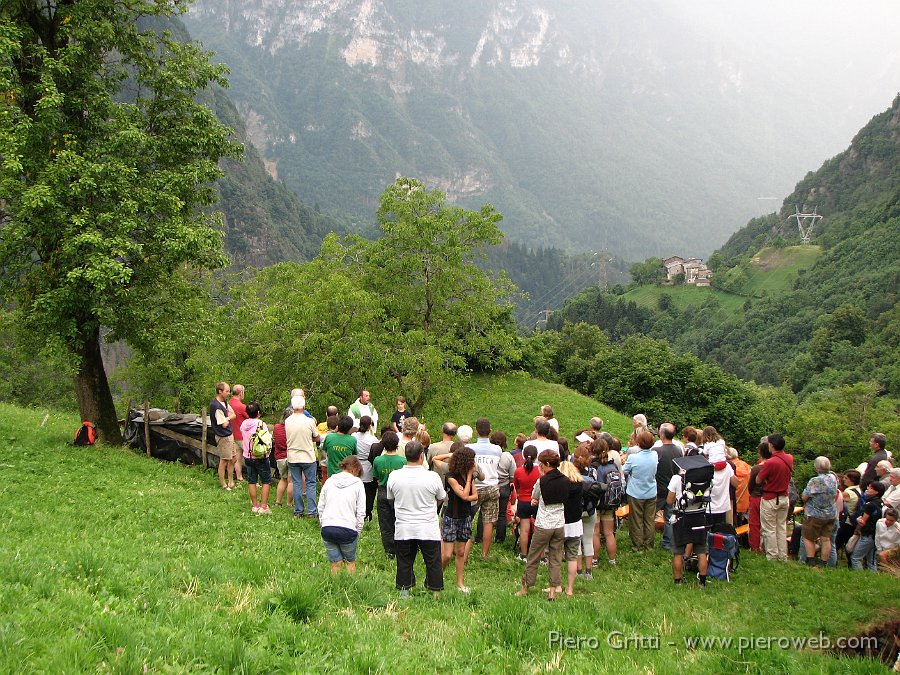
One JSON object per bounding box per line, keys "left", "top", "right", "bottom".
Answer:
{"left": 802, "top": 516, "right": 834, "bottom": 542}
{"left": 475, "top": 485, "right": 500, "bottom": 524}
{"left": 216, "top": 435, "right": 235, "bottom": 461}
{"left": 563, "top": 536, "right": 581, "bottom": 562}
{"left": 277, "top": 459, "right": 289, "bottom": 478}
{"left": 597, "top": 508, "right": 616, "bottom": 523}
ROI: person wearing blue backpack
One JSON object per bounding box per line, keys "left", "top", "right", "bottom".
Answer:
{"left": 589, "top": 437, "right": 623, "bottom": 567}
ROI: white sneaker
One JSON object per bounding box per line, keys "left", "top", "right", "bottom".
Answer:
{"left": 457, "top": 586, "right": 471, "bottom": 594}
{"left": 261, "top": 506, "right": 272, "bottom": 515}
{"left": 251, "top": 505, "right": 261, "bottom": 514}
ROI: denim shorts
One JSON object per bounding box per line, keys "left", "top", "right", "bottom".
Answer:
{"left": 245, "top": 457, "right": 272, "bottom": 485}
{"left": 322, "top": 532, "right": 359, "bottom": 563}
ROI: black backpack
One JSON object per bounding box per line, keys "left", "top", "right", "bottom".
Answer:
{"left": 672, "top": 455, "right": 714, "bottom": 512}
{"left": 581, "top": 468, "right": 599, "bottom": 517}
{"left": 840, "top": 487, "right": 864, "bottom": 526}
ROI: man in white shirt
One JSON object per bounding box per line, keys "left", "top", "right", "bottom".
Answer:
{"left": 875, "top": 507, "right": 900, "bottom": 568}
{"left": 524, "top": 418, "right": 560, "bottom": 460}
{"left": 348, "top": 389, "right": 378, "bottom": 431}
{"left": 285, "top": 396, "right": 320, "bottom": 519}
{"left": 387, "top": 440, "right": 446, "bottom": 598}
{"left": 467, "top": 418, "right": 503, "bottom": 558}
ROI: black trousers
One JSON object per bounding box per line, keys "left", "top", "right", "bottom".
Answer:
{"left": 364, "top": 481, "right": 377, "bottom": 521}
{"left": 395, "top": 539, "right": 443, "bottom": 591}
{"left": 376, "top": 486, "right": 396, "bottom": 555}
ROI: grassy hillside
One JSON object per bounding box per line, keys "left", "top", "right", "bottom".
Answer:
{"left": 744, "top": 245, "right": 823, "bottom": 296}
{"left": 1, "top": 399, "right": 897, "bottom": 673}
{"left": 622, "top": 245, "right": 823, "bottom": 320}
{"left": 425, "top": 372, "right": 633, "bottom": 441}
{"left": 623, "top": 284, "right": 744, "bottom": 315}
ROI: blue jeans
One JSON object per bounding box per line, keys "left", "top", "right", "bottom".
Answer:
{"left": 850, "top": 535, "right": 877, "bottom": 572}
{"left": 660, "top": 502, "right": 675, "bottom": 551}
{"left": 289, "top": 462, "right": 318, "bottom": 516}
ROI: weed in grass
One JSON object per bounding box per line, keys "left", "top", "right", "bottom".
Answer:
{"left": 65, "top": 547, "right": 106, "bottom": 594}
{"left": 276, "top": 584, "right": 322, "bottom": 623}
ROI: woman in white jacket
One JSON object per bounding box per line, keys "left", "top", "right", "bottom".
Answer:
{"left": 318, "top": 455, "right": 366, "bottom": 575}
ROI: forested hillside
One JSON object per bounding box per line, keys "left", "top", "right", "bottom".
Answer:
{"left": 549, "top": 95, "right": 900, "bottom": 399}
{"left": 158, "top": 17, "right": 343, "bottom": 268}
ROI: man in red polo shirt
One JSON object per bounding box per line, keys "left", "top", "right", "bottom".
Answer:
{"left": 229, "top": 384, "right": 249, "bottom": 483}
{"left": 755, "top": 433, "right": 793, "bottom": 561}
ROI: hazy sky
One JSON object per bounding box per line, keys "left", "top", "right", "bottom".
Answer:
{"left": 671, "top": 0, "right": 900, "bottom": 145}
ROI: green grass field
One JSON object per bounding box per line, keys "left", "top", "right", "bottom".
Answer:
{"left": 623, "top": 284, "right": 745, "bottom": 314}
{"left": 623, "top": 245, "right": 823, "bottom": 321}
{"left": 1, "top": 398, "right": 896, "bottom": 673}
{"left": 424, "top": 372, "right": 633, "bottom": 442}
{"left": 743, "top": 245, "right": 823, "bottom": 297}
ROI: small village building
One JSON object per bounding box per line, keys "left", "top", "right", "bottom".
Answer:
{"left": 663, "top": 255, "right": 711, "bottom": 285}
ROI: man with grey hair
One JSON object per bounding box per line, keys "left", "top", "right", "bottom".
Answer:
{"left": 876, "top": 460, "right": 893, "bottom": 486}
{"left": 228, "top": 384, "right": 248, "bottom": 483}
{"left": 861, "top": 432, "right": 888, "bottom": 491}
{"left": 655, "top": 422, "right": 683, "bottom": 551}
{"left": 283, "top": 387, "right": 314, "bottom": 420}
{"left": 883, "top": 468, "right": 900, "bottom": 510}
{"left": 800, "top": 456, "right": 838, "bottom": 567}
{"left": 590, "top": 417, "right": 604, "bottom": 432}
{"left": 285, "top": 395, "right": 321, "bottom": 518}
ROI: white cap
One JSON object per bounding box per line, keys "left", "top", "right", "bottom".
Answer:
{"left": 457, "top": 425, "right": 473, "bottom": 443}
{"left": 291, "top": 395, "right": 306, "bottom": 410}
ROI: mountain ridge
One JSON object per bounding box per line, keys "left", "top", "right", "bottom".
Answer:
{"left": 182, "top": 1, "right": 900, "bottom": 259}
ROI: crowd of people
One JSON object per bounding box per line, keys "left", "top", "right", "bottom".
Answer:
{"left": 208, "top": 382, "right": 900, "bottom": 598}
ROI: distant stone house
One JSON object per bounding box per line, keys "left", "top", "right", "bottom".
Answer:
{"left": 663, "top": 255, "right": 711, "bottom": 286}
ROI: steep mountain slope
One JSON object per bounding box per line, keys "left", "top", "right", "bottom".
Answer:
{"left": 182, "top": 1, "right": 900, "bottom": 260}
{"left": 210, "top": 88, "right": 342, "bottom": 267}
{"left": 550, "top": 95, "right": 900, "bottom": 397}
{"left": 143, "top": 15, "right": 343, "bottom": 268}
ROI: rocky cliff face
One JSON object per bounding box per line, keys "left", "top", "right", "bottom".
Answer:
{"left": 184, "top": 1, "right": 900, "bottom": 259}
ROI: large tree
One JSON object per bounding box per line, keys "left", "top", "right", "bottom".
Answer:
{"left": 225, "top": 179, "right": 520, "bottom": 418}
{"left": 0, "top": 1, "right": 239, "bottom": 442}
{"left": 365, "top": 178, "right": 519, "bottom": 414}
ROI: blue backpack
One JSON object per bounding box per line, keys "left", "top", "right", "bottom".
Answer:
{"left": 707, "top": 525, "right": 740, "bottom": 581}
{"left": 581, "top": 468, "right": 598, "bottom": 517}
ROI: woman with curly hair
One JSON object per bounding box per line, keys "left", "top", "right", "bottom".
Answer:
{"left": 441, "top": 445, "right": 479, "bottom": 592}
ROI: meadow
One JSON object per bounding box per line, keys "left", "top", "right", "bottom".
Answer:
{"left": 1, "top": 398, "right": 896, "bottom": 674}
{"left": 622, "top": 245, "right": 823, "bottom": 318}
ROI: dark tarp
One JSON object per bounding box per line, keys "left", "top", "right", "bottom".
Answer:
{"left": 124, "top": 408, "right": 219, "bottom": 465}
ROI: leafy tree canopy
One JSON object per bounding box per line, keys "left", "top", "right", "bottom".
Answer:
{"left": 224, "top": 179, "right": 520, "bottom": 417}
{"left": 0, "top": 1, "right": 240, "bottom": 441}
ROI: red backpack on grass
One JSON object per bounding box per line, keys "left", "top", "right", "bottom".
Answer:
{"left": 73, "top": 421, "right": 97, "bottom": 446}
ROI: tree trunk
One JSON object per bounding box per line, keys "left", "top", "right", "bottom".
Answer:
{"left": 74, "top": 326, "right": 123, "bottom": 445}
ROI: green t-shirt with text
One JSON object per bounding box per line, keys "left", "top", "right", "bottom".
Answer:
{"left": 373, "top": 453, "right": 407, "bottom": 487}
{"left": 323, "top": 433, "right": 357, "bottom": 477}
